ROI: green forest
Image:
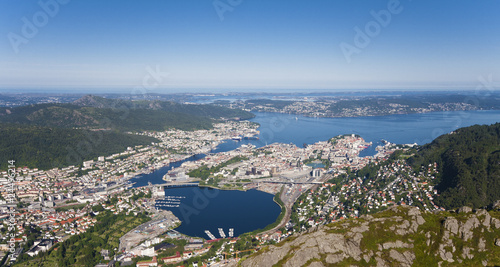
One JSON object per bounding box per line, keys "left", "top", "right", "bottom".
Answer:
{"left": 0, "top": 125, "right": 158, "bottom": 170}
{"left": 408, "top": 123, "right": 500, "bottom": 209}
{"left": 0, "top": 95, "right": 255, "bottom": 170}
{"left": 0, "top": 95, "right": 255, "bottom": 132}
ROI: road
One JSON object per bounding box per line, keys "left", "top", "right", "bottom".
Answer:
{"left": 259, "top": 173, "right": 332, "bottom": 236}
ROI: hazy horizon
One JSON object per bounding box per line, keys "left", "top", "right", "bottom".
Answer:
{"left": 1, "top": 1, "right": 499, "bottom": 91}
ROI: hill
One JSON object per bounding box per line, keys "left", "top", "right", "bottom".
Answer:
{"left": 408, "top": 123, "right": 500, "bottom": 209}
{"left": 73, "top": 95, "right": 255, "bottom": 120}
{"left": 0, "top": 95, "right": 255, "bottom": 132}
{"left": 0, "top": 125, "right": 158, "bottom": 170}
{"left": 240, "top": 205, "right": 500, "bottom": 266}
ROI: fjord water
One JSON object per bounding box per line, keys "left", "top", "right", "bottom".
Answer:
{"left": 161, "top": 187, "right": 280, "bottom": 239}
{"left": 249, "top": 110, "right": 500, "bottom": 154}
{"left": 139, "top": 110, "right": 500, "bottom": 237}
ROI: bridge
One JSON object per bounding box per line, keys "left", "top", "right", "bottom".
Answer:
{"left": 137, "top": 178, "right": 324, "bottom": 190}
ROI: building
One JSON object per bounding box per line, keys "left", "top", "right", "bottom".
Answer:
{"left": 27, "top": 239, "right": 53, "bottom": 257}
{"left": 136, "top": 256, "right": 158, "bottom": 267}
{"left": 161, "top": 252, "right": 182, "bottom": 264}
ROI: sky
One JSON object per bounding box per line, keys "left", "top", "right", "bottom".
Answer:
{"left": 0, "top": 0, "right": 499, "bottom": 93}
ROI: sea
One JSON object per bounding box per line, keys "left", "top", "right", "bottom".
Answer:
{"left": 132, "top": 110, "right": 500, "bottom": 238}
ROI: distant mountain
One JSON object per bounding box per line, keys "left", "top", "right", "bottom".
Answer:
{"left": 0, "top": 95, "right": 254, "bottom": 132}
{"left": 408, "top": 123, "right": 500, "bottom": 209}
{"left": 0, "top": 125, "right": 158, "bottom": 170}
{"left": 73, "top": 95, "right": 255, "bottom": 120}
{"left": 241, "top": 205, "right": 500, "bottom": 266}
{"left": 0, "top": 96, "right": 255, "bottom": 170}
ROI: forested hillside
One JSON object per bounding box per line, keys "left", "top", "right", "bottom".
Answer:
{"left": 0, "top": 95, "right": 254, "bottom": 132}
{"left": 73, "top": 95, "right": 255, "bottom": 120}
{"left": 409, "top": 123, "right": 500, "bottom": 209}
{"left": 0, "top": 125, "right": 158, "bottom": 170}
{"left": 0, "top": 95, "right": 255, "bottom": 170}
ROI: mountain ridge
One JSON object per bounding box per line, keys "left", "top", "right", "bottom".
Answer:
{"left": 239, "top": 204, "right": 500, "bottom": 266}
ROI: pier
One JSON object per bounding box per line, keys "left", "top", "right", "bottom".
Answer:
{"left": 205, "top": 230, "right": 216, "bottom": 240}
{"left": 218, "top": 228, "right": 226, "bottom": 238}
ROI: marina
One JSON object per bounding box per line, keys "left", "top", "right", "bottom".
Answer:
{"left": 155, "top": 195, "right": 186, "bottom": 208}
{"left": 205, "top": 230, "right": 216, "bottom": 240}
{"left": 137, "top": 111, "right": 500, "bottom": 239}
{"left": 218, "top": 228, "right": 226, "bottom": 238}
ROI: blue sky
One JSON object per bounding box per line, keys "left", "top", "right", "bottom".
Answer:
{"left": 0, "top": 0, "right": 499, "bottom": 92}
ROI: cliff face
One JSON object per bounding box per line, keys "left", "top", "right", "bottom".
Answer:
{"left": 240, "top": 205, "right": 500, "bottom": 267}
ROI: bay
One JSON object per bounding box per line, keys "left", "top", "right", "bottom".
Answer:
{"left": 160, "top": 187, "right": 280, "bottom": 239}
{"left": 135, "top": 110, "right": 500, "bottom": 237}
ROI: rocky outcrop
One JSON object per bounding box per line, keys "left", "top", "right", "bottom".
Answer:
{"left": 458, "top": 206, "right": 473, "bottom": 214}
{"left": 492, "top": 200, "right": 500, "bottom": 210}
{"left": 240, "top": 205, "right": 500, "bottom": 267}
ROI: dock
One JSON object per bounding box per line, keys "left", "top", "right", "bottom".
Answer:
{"left": 218, "top": 228, "right": 226, "bottom": 238}
{"left": 205, "top": 230, "right": 216, "bottom": 240}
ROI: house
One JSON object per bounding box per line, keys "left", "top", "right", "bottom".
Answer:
{"left": 161, "top": 251, "right": 182, "bottom": 264}
{"left": 136, "top": 256, "right": 157, "bottom": 267}
{"left": 26, "top": 239, "right": 53, "bottom": 257}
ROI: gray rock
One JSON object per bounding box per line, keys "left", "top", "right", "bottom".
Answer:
{"left": 325, "top": 253, "right": 345, "bottom": 264}
{"left": 444, "top": 251, "right": 454, "bottom": 262}
{"left": 493, "top": 199, "right": 500, "bottom": 210}
{"left": 458, "top": 206, "right": 473, "bottom": 214}
{"left": 476, "top": 209, "right": 492, "bottom": 228}
{"left": 382, "top": 240, "right": 413, "bottom": 250}
{"left": 389, "top": 249, "right": 414, "bottom": 267}
{"left": 362, "top": 250, "right": 374, "bottom": 263}
{"left": 415, "top": 215, "right": 426, "bottom": 225}
{"left": 443, "top": 217, "right": 459, "bottom": 235}
{"left": 345, "top": 239, "right": 362, "bottom": 261}
{"left": 491, "top": 217, "right": 500, "bottom": 229}
{"left": 496, "top": 238, "right": 500, "bottom": 247}
{"left": 478, "top": 237, "right": 486, "bottom": 251}
{"left": 307, "top": 262, "right": 325, "bottom": 267}
{"left": 459, "top": 215, "right": 480, "bottom": 241}
{"left": 390, "top": 249, "right": 416, "bottom": 266}
{"left": 462, "top": 247, "right": 474, "bottom": 260}
{"left": 407, "top": 206, "right": 421, "bottom": 216}
{"left": 288, "top": 246, "right": 321, "bottom": 267}
{"left": 375, "top": 256, "right": 388, "bottom": 267}
{"left": 350, "top": 224, "right": 369, "bottom": 233}
{"left": 360, "top": 214, "right": 374, "bottom": 220}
